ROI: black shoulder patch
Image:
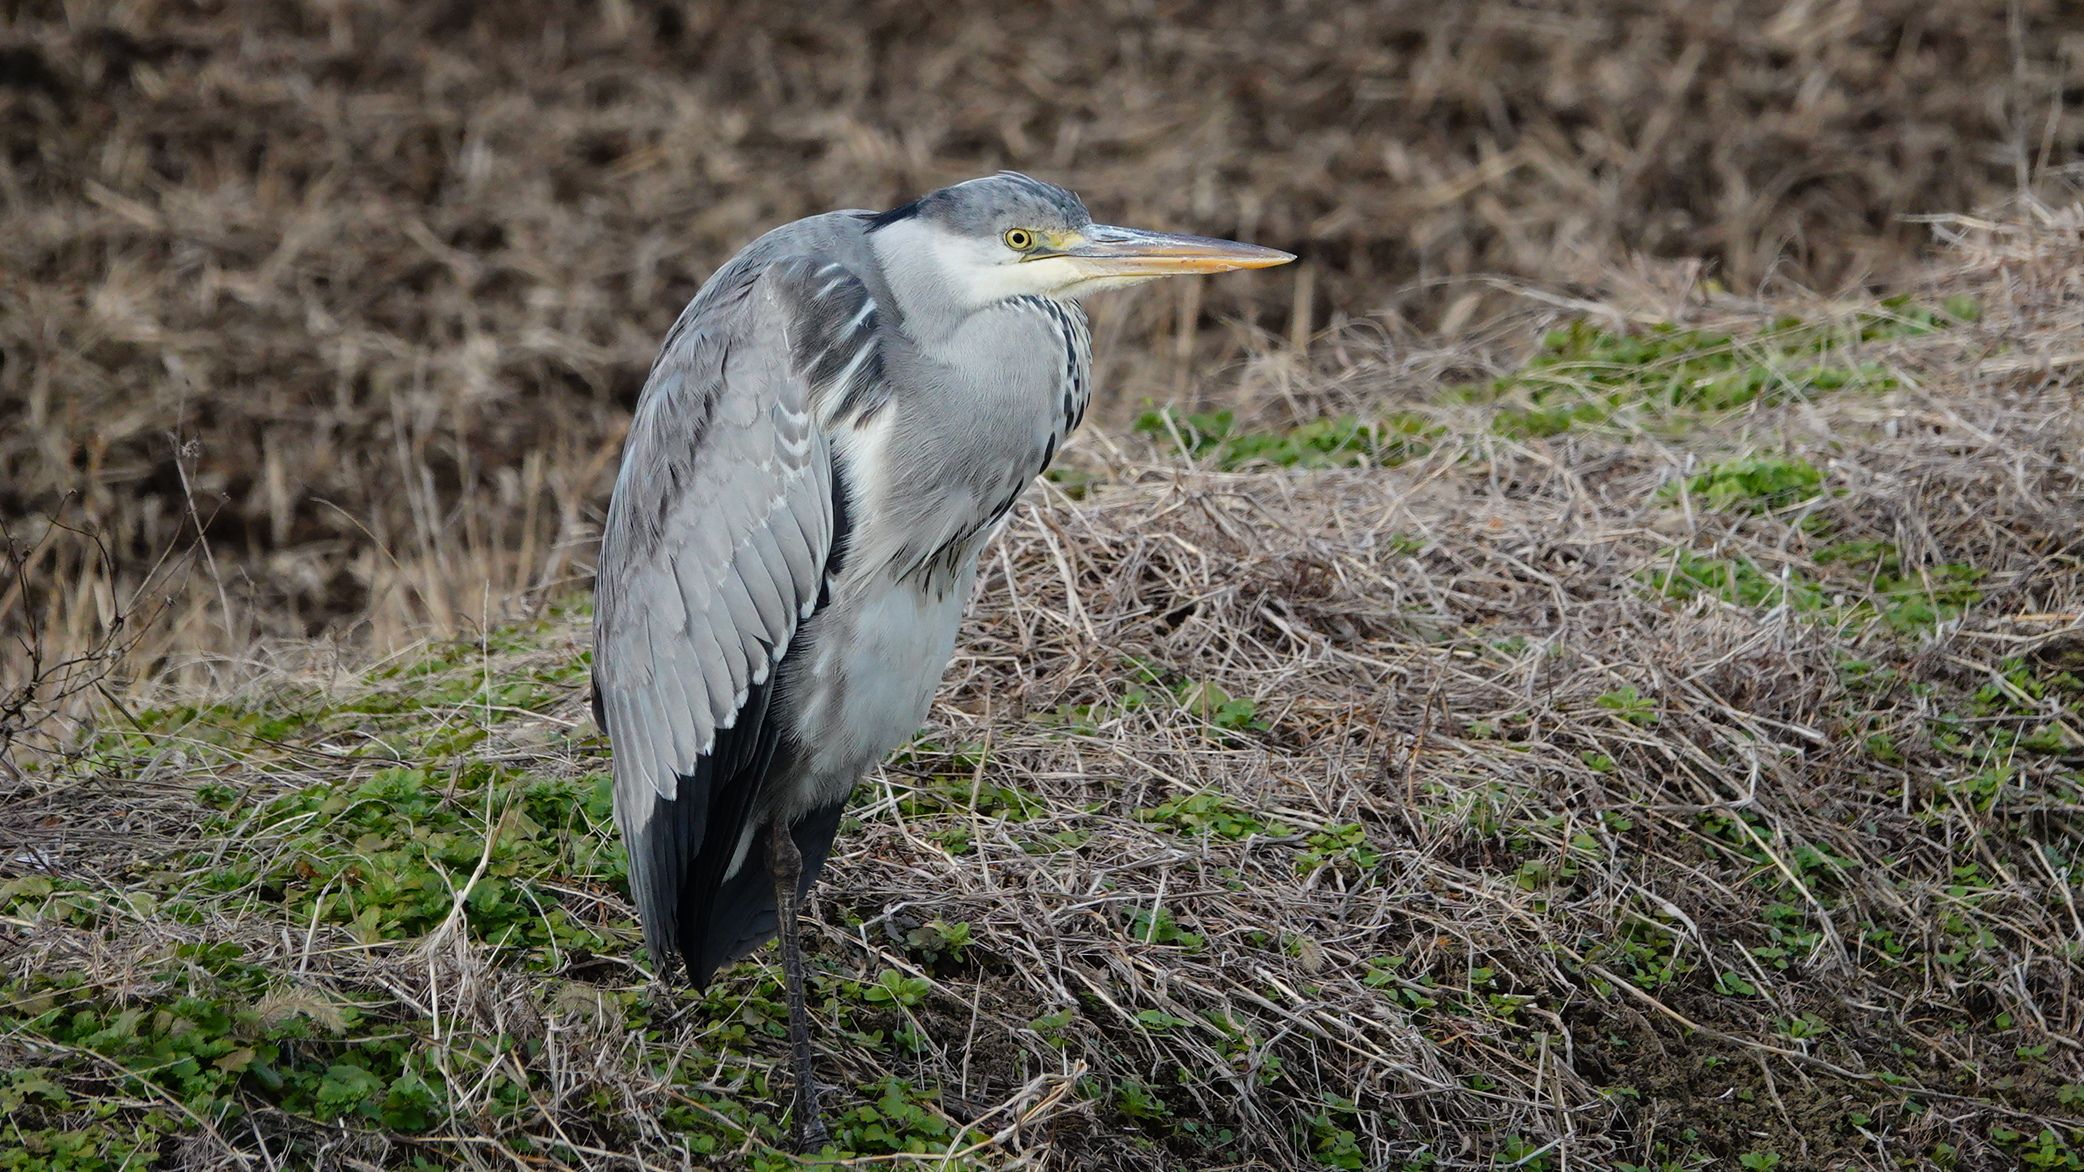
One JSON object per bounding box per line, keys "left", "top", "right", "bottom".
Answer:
{"left": 865, "top": 198, "right": 924, "bottom": 231}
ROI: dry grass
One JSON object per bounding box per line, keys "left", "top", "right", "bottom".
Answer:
{"left": 6, "top": 0, "right": 2084, "bottom": 731}
{"left": 5, "top": 211, "right": 2083, "bottom": 1168}
{"left": 6, "top": 2, "right": 2084, "bottom": 1167}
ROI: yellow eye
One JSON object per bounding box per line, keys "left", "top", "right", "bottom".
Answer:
{"left": 1003, "top": 228, "right": 1036, "bottom": 251}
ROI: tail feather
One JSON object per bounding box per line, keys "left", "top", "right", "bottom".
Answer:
{"left": 686, "top": 797, "right": 849, "bottom": 989}
{"left": 628, "top": 774, "right": 709, "bottom": 971}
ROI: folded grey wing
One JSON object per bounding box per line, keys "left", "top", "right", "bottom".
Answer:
{"left": 591, "top": 264, "right": 839, "bottom": 969}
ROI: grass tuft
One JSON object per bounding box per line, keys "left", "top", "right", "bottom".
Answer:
{"left": 8, "top": 216, "right": 2084, "bottom": 1167}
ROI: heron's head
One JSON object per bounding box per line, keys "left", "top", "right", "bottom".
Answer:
{"left": 867, "top": 172, "right": 1292, "bottom": 317}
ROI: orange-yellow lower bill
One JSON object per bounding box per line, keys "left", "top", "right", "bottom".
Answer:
{"left": 1059, "top": 225, "right": 1296, "bottom": 276}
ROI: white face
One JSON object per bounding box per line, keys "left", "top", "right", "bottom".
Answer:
{"left": 871, "top": 217, "right": 1123, "bottom": 309}
{"left": 868, "top": 210, "right": 1293, "bottom": 325}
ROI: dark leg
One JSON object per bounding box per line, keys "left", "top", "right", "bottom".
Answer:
{"left": 768, "top": 816, "right": 831, "bottom": 1152}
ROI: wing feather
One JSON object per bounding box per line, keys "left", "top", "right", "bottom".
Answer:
{"left": 593, "top": 252, "right": 875, "bottom": 974}
{"left": 736, "top": 530, "right": 793, "bottom": 643}
{"left": 778, "top": 472, "right": 828, "bottom": 608}
{"left": 688, "top": 617, "right": 740, "bottom": 732}
{"left": 652, "top": 650, "right": 707, "bottom": 764}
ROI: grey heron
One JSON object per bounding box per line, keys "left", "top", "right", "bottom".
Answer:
{"left": 591, "top": 172, "right": 1291, "bottom": 1150}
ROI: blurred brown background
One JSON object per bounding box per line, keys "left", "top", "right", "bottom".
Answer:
{"left": 4, "top": 0, "right": 2081, "bottom": 662}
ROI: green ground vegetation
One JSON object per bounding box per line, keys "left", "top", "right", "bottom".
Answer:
{"left": 6, "top": 294, "right": 2081, "bottom": 1170}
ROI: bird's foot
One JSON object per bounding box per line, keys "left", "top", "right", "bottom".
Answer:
{"left": 787, "top": 1068, "right": 832, "bottom": 1156}
{"left": 791, "top": 1116, "right": 834, "bottom": 1155}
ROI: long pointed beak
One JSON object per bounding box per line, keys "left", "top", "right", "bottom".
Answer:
{"left": 1056, "top": 224, "right": 1295, "bottom": 278}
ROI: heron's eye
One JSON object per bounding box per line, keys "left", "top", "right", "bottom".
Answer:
{"left": 1002, "top": 228, "right": 1036, "bottom": 252}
